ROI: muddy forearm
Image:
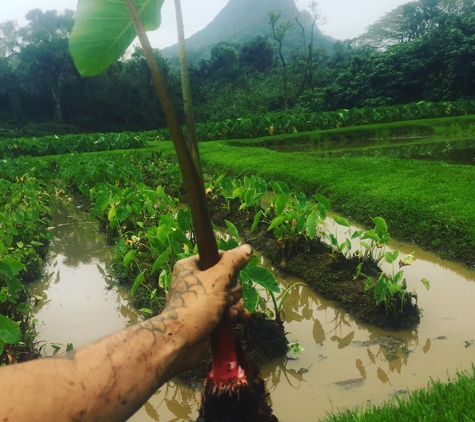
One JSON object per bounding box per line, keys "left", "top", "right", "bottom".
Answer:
{"left": 0, "top": 310, "right": 189, "bottom": 422}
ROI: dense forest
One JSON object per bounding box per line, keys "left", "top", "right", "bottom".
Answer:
{"left": 0, "top": 0, "right": 474, "bottom": 135}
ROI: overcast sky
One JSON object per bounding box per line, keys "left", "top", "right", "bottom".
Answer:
{"left": 3, "top": 0, "right": 409, "bottom": 48}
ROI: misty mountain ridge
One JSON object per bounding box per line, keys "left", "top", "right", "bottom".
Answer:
{"left": 160, "top": 0, "right": 334, "bottom": 64}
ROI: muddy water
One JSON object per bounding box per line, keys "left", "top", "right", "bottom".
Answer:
{"left": 29, "top": 197, "right": 140, "bottom": 353}
{"left": 30, "top": 197, "right": 475, "bottom": 421}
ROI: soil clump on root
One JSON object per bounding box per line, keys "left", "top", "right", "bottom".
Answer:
{"left": 177, "top": 313, "right": 288, "bottom": 388}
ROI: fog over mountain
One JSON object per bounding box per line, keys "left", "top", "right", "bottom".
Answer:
{"left": 160, "top": 0, "right": 334, "bottom": 63}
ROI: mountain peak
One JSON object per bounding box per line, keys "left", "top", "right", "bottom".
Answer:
{"left": 161, "top": 0, "right": 333, "bottom": 63}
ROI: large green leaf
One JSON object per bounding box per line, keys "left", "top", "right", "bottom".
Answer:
{"left": 241, "top": 266, "right": 280, "bottom": 293}
{"left": 131, "top": 271, "right": 145, "bottom": 295}
{"left": 70, "top": 0, "right": 165, "bottom": 77}
{"left": 0, "top": 315, "right": 21, "bottom": 344}
{"left": 306, "top": 211, "right": 318, "bottom": 240}
{"left": 242, "top": 283, "right": 259, "bottom": 313}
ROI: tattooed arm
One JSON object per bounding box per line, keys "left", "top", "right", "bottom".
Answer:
{"left": 0, "top": 245, "right": 252, "bottom": 422}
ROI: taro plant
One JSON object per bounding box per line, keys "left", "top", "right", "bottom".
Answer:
{"left": 358, "top": 216, "right": 392, "bottom": 264}
{"left": 265, "top": 184, "right": 328, "bottom": 258}
{"left": 69, "top": 1, "right": 276, "bottom": 416}
{"left": 363, "top": 250, "right": 430, "bottom": 315}
{"left": 239, "top": 256, "right": 305, "bottom": 323}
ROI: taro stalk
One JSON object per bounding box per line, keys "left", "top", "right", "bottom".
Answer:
{"left": 69, "top": 1, "right": 274, "bottom": 419}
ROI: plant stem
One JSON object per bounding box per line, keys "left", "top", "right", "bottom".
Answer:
{"left": 174, "top": 0, "right": 202, "bottom": 177}
{"left": 124, "top": 0, "right": 218, "bottom": 269}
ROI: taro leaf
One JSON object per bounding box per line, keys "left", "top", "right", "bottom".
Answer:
{"left": 177, "top": 208, "right": 191, "bottom": 232}
{"left": 269, "top": 181, "right": 283, "bottom": 194}
{"left": 276, "top": 181, "right": 290, "bottom": 195}
{"left": 156, "top": 224, "right": 172, "bottom": 245}
{"left": 151, "top": 248, "right": 171, "bottom": 274}
{"left": 156, "top": 185, "right": 164, "bottom": 197}
{"left": 306, "top": 211, "right": 318, "bottom": 240}
{"left": 274, "top": 193, "right": 289, "bottom": 216}
{"left": 384, "top": 250, "right": 399, "bottom": 264}
{"left": 372, "top": 217, "right": 388, "bottom": 234}
{"left": 393, "top": 270, "right": 404, "bottom": 285}
{"left": 374, "top": 276, "right": 388, "bottom": 305}
{"left": 159, "top": 270, "right": 172, "bottom": 291}
{"left": 399, "top": 253, "right": 415, "bottom": 267}
{"left": 218, "top": 237, "right": 239, "bottom": 251}
{"left": 317, "top": 203, "right": 327, "bottom": 220}
{"left": 351, "top": 229, "right": 364, "bottom": 239}
{"left": 0, "top": 291, "right": 7, "bottom": 303}
{"left": 328, "top": 233, "right": 338, "bottom": 247}
{"left": 333, "top": 216, "right": 350, "bottom": 227}
{"left": 0, "top": 257, "right": 25, "bottom": 279}
{"left": 16, "top": 302, "right": 31, "bottom": 313}
{"left": 251, "top": 211, "right": 262, "bottom": 233}
{"left": 244, "top": 188, "right": 256, "bottom": 206}
{"left": 288, "top": 342, "right": 305, "bottom": 353}
{"left": 170, "top": 229, "right": 191, "bottom": 254}
{"left": 242, "top": 283, "right": 259, "bottom": 313}
{"left": 296, "top": 192, "right": 307, "bottom": 209}
{"left": 69, "top": 0, "right": 165, "bottom": 77}
{"left": 421, "top": 278, "right": 430, "bottom": 290}
{"left": 6, "top": 277, "right": 23, "bottom": 297}
{"left": 0, "top": 314, "right": 21, "bottom": 344}
{"left": 241, "top": 266, "right": 280, "bottom": 293}
{"left": 268, "top": 215, "right": 286, "bottom": 231}
{"left": 0, "top": 340, "right": 4, "bottom": 355}
{"left": 123, "top": 249, "right": 137, "bottom": 267}
{"left": 131, "top": 271, "right": 145, "bottom": 295}
{"left": 314, "top": 194, "right": 331, "bottom": 211}
{"left": 115, "top": 205, "right": 130, "bottom": 222}
{"left": 108, "top": 206, "right": 116, "bottom": 222}
{"left": 361, "top": 230, "right": 379, "bottom": 242}
{"left": 224, "top": 220, "right": 239, "bottom": 239}
{"left": 297, "top": 214, "right": 307, "bottom": 233}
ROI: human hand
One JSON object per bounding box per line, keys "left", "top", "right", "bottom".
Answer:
{"left": 160, "top": 244, "right": 252, "bottom": 372}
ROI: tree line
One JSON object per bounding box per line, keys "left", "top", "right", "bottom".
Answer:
{"left": 0, "top": 0, "right": 474, "bottom": 136}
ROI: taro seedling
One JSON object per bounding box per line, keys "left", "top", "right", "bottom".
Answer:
{"left": 69, "top": 1, "right": 276, "bottom": 417}
{"left": 363, "top": 250, "right": 430, "bottom": 315}
{"left": 359, "top": 217, "right": 391, "bottom": 264}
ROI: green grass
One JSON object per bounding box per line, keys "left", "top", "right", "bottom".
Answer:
{"left": 152, "top": 139, "right": 475, "bottom": 267}
{"left": 323, "top": 367, "right": 475, "bottom": 422}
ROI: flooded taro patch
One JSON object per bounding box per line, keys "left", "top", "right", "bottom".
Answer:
{"left": 30, "top": 193, "right": 475, "bottom": 421}
{"left": 264, "top": 137, "right": 475, "bottom": 165}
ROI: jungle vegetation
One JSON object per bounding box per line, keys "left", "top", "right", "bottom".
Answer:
{"left": 0, "top": 0, "right": 474, "bottom": 136}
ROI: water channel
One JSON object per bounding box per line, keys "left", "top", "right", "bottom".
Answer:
{"left": 30, "top": 196, "right": 475, "bottom": 421}
{"left": 264, "top": 137, "right": 475, "bottom": 165}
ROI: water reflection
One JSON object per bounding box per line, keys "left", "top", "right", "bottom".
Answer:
{"left": 266, "top": 137, "right": 475, "bottom": 165}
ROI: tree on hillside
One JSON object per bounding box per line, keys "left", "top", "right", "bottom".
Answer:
{"left": 268, "top": 11, "right": 293, "bottom": 110}
{"left": 294, "top": 1, "right": 327, "bottom": 94}
{"left": 14, "top": 9, "right": 76, "bottom": 123}
{"left": 359, "top": 0, "right": 475, "bottom": 48}
{"left": 323, "top": 11, "right": 475, "bottom": 110}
